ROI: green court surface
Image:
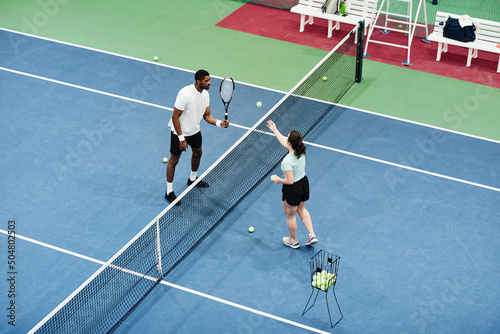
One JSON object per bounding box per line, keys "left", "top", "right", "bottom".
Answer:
{"left": 1, "top": 0, "right": 498, "bottom": 140}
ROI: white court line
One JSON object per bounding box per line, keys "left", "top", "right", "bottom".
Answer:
{"left": 0, "top": 229, "right": 330, "bottom": 334}
{"left": 1, "top": 26, "right": 499, "bottom": 144}
{"left": 2, "top": 25, "right": 499, "bottom": 144}
{"left": 2, "top": 64, "right": 497, "bottom": 193}
{"left": 0, "top": 229, "right": 104, "bottom": 265}
{"left": 0, "top": 66, "right": 172, "bottom": 111}
{"left": 233, "top": 123, "right": 500, "bottom": 193}
{"left": 3, "top": 60, "right": 498, "bottom": 149}
{"left": 0, "top": 28, "right": 500, "bottom": 333}
{"left": 311, "top": 142, "right": 500, "bottom": 192}
{"left": 346, "top": 104, "right": 500, "bottom": 145}
{"left": 1, "top": 66, "right": 498, "bottom": 199}
{"left": 0, "top": 27, "right": 286, "bottom": 95}
{"left": 3, "top": 25, "right": 500, "bottom": 145}
{"left": 159, "top": 280, "right": 332, "bottom": 334}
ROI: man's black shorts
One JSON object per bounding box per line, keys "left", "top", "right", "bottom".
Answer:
{"left": 282, "top": 176, "right": 310, "bottom": 206}
{"left": 170, "top": 131, "right": 202, "bottom": 156}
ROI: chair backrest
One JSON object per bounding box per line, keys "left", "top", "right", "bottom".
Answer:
{"left": 300, "top": 0, "right": 324, "bottom": 10}
{"left": 349, "top": 0, "right": 379, "bottom": 18}
{"left": 473, "top": 17, "right": 500, "bottom": 44}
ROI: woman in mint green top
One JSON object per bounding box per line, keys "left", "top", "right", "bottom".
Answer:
{"left": 281, "top": 148, "right": 306, "bottom": 181}
{"left": 266, "top": 120, "right": 318, "bottom": 249}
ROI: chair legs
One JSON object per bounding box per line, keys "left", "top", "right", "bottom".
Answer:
{"left": 303, "top": 287, "right": 343, "bottom": 328}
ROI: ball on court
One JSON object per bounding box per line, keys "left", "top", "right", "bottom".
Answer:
{"left": 322, "top": 76, "right": 327, "bottom": 81}
{"left": 163, "top": 157, "right": 168, "bottom": 163}
{"left": 153, "top": 56, "right": 159, "bottom": 61}
{"left": 398, "top": 24, "right": 403, "bottom": 29}
{"left": 248, "top": 226, "right": 255, "bottom": 233}
{"left": 256, "top": 101, "right": 262, "bottom": 107}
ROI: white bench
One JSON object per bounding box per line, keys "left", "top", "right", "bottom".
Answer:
{"left": 290, "top": 0, "right": 378, "bottom": 38}
{"left": 427, "top": 11, "right": 500, "bottom": 73}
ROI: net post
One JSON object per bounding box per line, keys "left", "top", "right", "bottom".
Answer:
{"left": 155, "top": 219, "right": 163, "bottom": 277}
{"left": 355, "top": 20, "right": 365, "bottom": 83}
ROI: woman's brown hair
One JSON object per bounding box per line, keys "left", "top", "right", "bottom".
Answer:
{"left": 288, "top": 130, "right": 306, "bottom": 158}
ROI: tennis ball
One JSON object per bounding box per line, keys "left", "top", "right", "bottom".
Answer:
{"left": 163, "top": 157, "right": 168, "bottom": 163}
{"left": 256, "top": 101, "right": 262, "bottom": 107}
{"left": 271, "top": 175, "right": 277, "bottom": 180}
{"left": 153, "top": 56, "right": 159, "bottom": 61}
{"left": 398, "top": 24, "right": 403, "bottom": 29}
{"left": 248, "top": 226, "right": 254, "bottom": 233}
{"left": 322, "top": 76, "right": 327, "bottom": 81}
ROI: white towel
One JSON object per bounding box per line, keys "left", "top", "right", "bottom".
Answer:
{"left": 459, "top": 15, "right": 473, "bottom": 28}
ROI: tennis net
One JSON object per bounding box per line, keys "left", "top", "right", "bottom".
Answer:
{"left": 30, "top": 22, "right": 364, "bottom": 334}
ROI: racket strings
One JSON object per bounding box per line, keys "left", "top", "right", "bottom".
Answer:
{"left": 220, "top": 80, "right": 234, "bottom": 103}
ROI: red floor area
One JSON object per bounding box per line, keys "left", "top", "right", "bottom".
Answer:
{"left": 216, "top": 3, "right": 499, "bottom": 88}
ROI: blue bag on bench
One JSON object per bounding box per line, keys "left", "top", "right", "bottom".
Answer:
{"left": 443, "top": 16, "right": 476, "bottom": 42}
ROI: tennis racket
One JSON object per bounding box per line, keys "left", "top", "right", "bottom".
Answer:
{"left": 219, "top": 77, "right": 235, "bottom": 121}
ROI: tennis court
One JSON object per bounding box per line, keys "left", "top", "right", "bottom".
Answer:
{"left": 1, "top": 1, "right": 500, "bottom": 333}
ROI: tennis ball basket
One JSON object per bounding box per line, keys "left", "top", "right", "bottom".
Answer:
{"left": 302, "top": 249, "right": 343, "bottom": 328}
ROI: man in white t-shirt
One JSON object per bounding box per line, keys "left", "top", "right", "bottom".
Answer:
{"left": 165, "top": 69, "right": 229, "bottom": 205}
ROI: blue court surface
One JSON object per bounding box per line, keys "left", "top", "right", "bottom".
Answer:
{"left": 1, "top": 29, "right": 500, "bottom": 334}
